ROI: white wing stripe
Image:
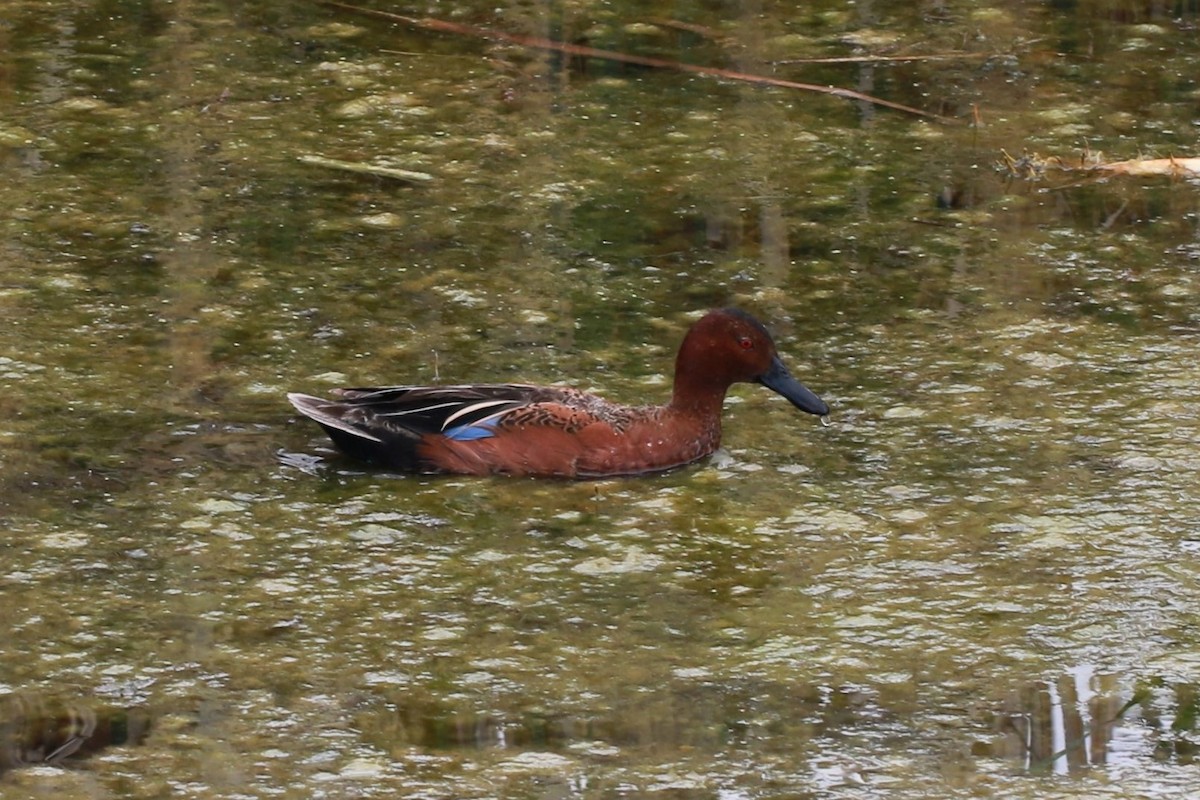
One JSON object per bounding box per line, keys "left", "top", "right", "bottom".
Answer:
{"left": 378, "top": 401, "right": 461, "bottom": 418}
{"left": 441, "top": 399, "right": 514, "bottom": 428}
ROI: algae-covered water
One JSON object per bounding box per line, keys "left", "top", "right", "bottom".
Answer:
{"left": 2, "top": 0, "right": 1198, "bottom": 797}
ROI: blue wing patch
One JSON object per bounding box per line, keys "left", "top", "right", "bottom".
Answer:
{"left": 444, "top": 422, "right": 498, "bottom": 441}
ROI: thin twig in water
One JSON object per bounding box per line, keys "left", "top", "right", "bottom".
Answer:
{"left": 320, "top": 1, "right": 954, "bottom": 123}
{"left": 774, "top": 52, "right": 991, "bottom": 65}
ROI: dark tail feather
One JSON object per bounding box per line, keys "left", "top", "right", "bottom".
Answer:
{"left": 288, "top": 392, "right": 425, "bottom": 471}
{"left": 318, "top": 426, "right": 427, "bottom": 470}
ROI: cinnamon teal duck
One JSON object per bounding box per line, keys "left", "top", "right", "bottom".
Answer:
{"left": 287, "top": 308, "right": 829, "bottom": 478}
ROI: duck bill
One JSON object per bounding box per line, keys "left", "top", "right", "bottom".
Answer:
{"left": 757, "top": 356, "right": 830, "bottom": 416}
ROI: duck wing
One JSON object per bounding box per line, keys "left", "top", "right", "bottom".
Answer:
{"left": 287, "top": 384, "right": 584, "bottom": 469}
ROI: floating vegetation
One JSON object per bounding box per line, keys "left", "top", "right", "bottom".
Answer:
{"left": 999, "top": 149, "right": 1200, "bottom": 181}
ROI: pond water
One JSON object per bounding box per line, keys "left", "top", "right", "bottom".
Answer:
{"left": 2, "top": 0, "right": 1199, "bottom": 797}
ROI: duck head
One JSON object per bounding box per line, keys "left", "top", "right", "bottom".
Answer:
{"left": 672, "top": 307, "right": 830, "bottom": 416}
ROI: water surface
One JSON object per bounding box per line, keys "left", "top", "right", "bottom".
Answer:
{"left": 2, "top": 0, "right": 1198, "bottom": 796}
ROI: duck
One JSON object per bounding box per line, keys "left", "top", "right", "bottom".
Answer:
{"left": 287, "top": 307, "right": 829, "bottom": 478}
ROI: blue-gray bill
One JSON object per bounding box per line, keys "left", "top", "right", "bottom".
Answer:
{"left": 757, "top": 355, "right": 830, "bottom": 416}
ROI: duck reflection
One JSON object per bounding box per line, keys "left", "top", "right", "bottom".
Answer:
{"left": 0, "top": 694, "right": 152, "bottom": 776}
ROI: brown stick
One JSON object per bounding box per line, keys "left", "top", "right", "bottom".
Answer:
{"left": 774, "top": 52, "right": 992, "bottom": 65}
{"left": 320, "top": 1, "right": 953, "bottom": 123}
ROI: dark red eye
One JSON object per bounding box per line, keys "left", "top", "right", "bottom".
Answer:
{"left": 738, "top": 337, "right": 754, "bottom": 350}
